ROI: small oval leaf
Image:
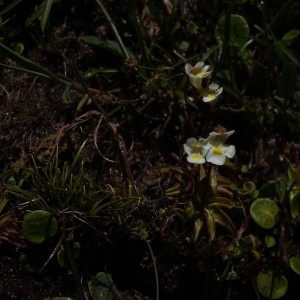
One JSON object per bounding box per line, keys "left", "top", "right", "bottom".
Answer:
{"left": 256, "top": 270, "right": 288, "bottom": 299}
{"left": 289, "top": 191, "right": 300, "bottom": 218}
{"left": 250, "top": 198, "right": 279, "bottom": 229}
{"left": 22, "top": 210, "right": 58, "bottom": 244}
{"left": 282, "top": 29, "right": 300, "bottom": 42}
{"left": 265, "top": 235, "right": 276, "bottom": 248}
{"left": 88, "top": 272, "right": 117, "bottom": 300}
{"left": 215, "top": 14, "right": 250, "bottom": 49}
{"left": 289, "top": 256, "right": 300, "bottom": 275}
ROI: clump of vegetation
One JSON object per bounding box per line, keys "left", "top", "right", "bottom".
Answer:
{"left": 1, "top": 0, "right": 300, "bottom": 299}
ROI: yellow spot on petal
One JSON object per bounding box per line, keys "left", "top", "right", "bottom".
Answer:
{"left": 196, "top": 71, "right": 206, "bottom": 77}
{"left": 191, "top": 154, "right": 203, "bottom": 160}
{"left": 213, "top": 147, "right": 223, "bottom": 155}
{"left": 206, "top": 93, "right": 216, "bottom": 99}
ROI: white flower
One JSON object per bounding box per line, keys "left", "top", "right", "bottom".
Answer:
{"left": 202, "top": 83, "right": 223, "bottom": 102}
{"left": 203, "top": 130, "right": 236, "bottom": 165}
{"left": 185, "top": 62, "right": 212, "bottom": 91}
{"left": 184, "top": 137, "right": 208, "bottom": 164}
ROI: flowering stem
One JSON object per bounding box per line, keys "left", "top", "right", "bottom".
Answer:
{"left": 201, "top": 163, "right": 212, "bottom": 208}
{"left": 194, "top": 163, "right": 212, "bottom": 211}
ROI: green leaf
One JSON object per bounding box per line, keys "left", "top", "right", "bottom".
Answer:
{"left": 230, "top": 181, "right": 258, "bottom": 199}
{"left": 209, "top": 207, "right": 237, "bottom": 235}
{"left": 290, "top": 191, "right": 300, "bottom": 218}
{"left": 80, "top": 35, "right": 109, "bottom": 47}
{"left": 94, "top": 0, "right": 130, "bottom": 58}
{"left": 88, "top": 272, "right": 117, "bottom": 300}
{"left": 22, "top": 210, "right": 58, "bottom": 244}
{"left": 250, "top": 198, "right": 279, "bottom": 229}
{"left": 289, "top": 256, "right": 300, "bottom": 275}
{"left": 215, "top": 14, "right": 250, "bottom": 49}
{"left": 44, "top": 297, "right": 74, "bottom": 300}
{"left": 0, "top": 197, "right": 8, "bottom": 213}
{"left": 265, "top": 235, "right": 276, "bottom": 248}
{"left": 206, "top": 197, "right": 236, "bottom": 209}
{"left": 0, "top": 211, "right": 12, "bottom": 227}
{"left": 204, "top": 208, "right": 215, "bottom": 242}
{"left": 256, "top": 270, "right": 288, "bottom": 299}
{"left": 282, "top": 29, "right": 300, "bottom": 42}
{"left": 40, "top": 0, "right": 54, "bottom": 33}
{"left": 193, "top": 217, "right": 204, "bottom": 244}
{"left": 277, "top": 62, "right": 297, "bottom": 98}
{"left": 275, "top": 41, "right": 300, "bottom": 67}
{"left": 288, "top": 164, "right": 300, "bottom": 182}
{"left": 80, "top": 35, "right": 132, "bottom": 58}
{"left": 258, "top": 181, "right": 277, "bottom": 198}
{"left": 0, "top": 43, "right": 75, "bottom": 88}
{"left": 57, "top": 247, "right": 66, "bottom": 268}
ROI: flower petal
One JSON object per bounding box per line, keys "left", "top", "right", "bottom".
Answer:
{"left": 206, "top": 151, "right": 226, "bottom": 165}
{"left": 186, "top": 137, "right": 197, "bottom": 147}
{"left": 202, "top": 65, "right": 211, "bottom": 72}
{"left": 187, "top": 154, "right": 205, "bottom": 164}
{"left": 203, "top": 94, "right": 217, "bottom": 102}
{"left": 218, "top": 87, "right": 223, "bottom": 93}
{"left": 194, "top": 61, "right": 205, "bottom": 69}
{"left": 225, "top": 130, "right": 235, "bottom": 137}
{"left": 203, "top": 142, "right": 212, "bottom": 151}
{"left": 208, "top": 83, "right": 219, "bottom": 90}
{"left": 224, "top": 145, "right": 236, "bottom": 158}
{"left": 184, "top": 144, "right": 192, "bottom": 156}
{"left": 185, "top": 63, "right": 192, "bottom": 75}
{"left": 206, "top": 130, "right": 235, "bottom": 145}
{"left": 198, "top": 71, "right": 212, "bottom": 78}
{"left": 189, "top": 76, "right": 203, "bottom": 90}
{"left": 198, "top": 138, "right": 207, "bottom": 145}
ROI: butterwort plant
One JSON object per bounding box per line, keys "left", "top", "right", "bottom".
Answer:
{"left": 183, "top": 130, "right": 237, "bottom": 243}
{"left": 202, "top": 83, "right": 223, "bottom": 103}
{"left": 184, "top": 130, "right": 236, "bottom": 166}
{"left": 183, "top": 137, "right": 207, "bottom": 164}
{"left": 185, "top": 61, "right": 212, "bottom": 92}
{"left": 184, "top": 61, "right": 223, "bottom": 103}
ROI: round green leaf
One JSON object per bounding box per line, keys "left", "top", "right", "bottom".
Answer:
{"left": 215, "top": 14, "right": 250, "bottom": 48}
{"left": 88, "top": 272, "right": 117, "bottom": 300}
{"left": 22, "top": 210, "right": 58, "bottom": 244}
{"left": 256, "top": 270, "right": 288, "bottom": 299}
{"left": 265, "top": 235, "right": 276, "bottom": 248}
{"left": 289, "top": 256, "right": 300, "bottom": 275}
{"left": 250, "top": 198, "right": 279, "bottom": 229}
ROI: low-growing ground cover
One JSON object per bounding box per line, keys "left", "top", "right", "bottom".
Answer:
{"left": 1, "top": 0, "right": 300, "bottom": 299}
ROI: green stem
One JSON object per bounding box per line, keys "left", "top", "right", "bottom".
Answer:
{"left": 203, "top": 163, "right": 212, "bottom": 201}
{"left": 144, "top": 239, "right": 159, "bottom": 300}
{"left": 64, "top": 240, "right": 86, "bottom": 300}
{"left": 70, "top": 55, "right": 108, "bottom": 117}
{"left": 94, "top": 0, "right": 130, "bottom": 59}
{"left": 195, "top": 163, "right": 212, "bottom": 212}
{"left": 211, "top": 254, "right": 233, "bottom": 300}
